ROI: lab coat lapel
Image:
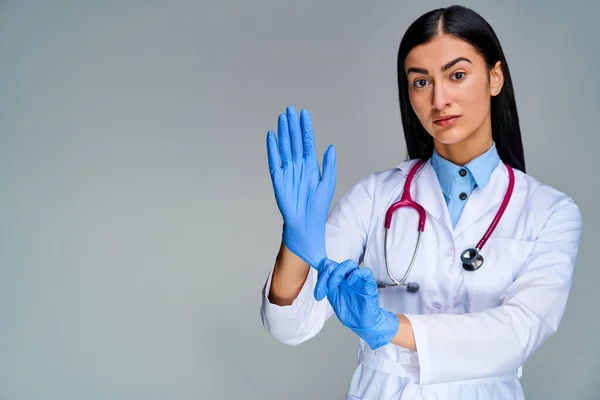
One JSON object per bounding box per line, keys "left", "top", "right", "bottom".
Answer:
{"left": 453, "top": 162, "right": 509, "bottom": 238}
{"left": 398, "top": 159, "right": 452, "bottom": 231}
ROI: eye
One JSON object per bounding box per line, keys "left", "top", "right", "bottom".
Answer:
{"left": 412, "top": 78, "right": 429, "bottom": 88}
{"left": 451, "top": 71, "right": 466, "bottom": 80}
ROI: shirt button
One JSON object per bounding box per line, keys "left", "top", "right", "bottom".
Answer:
{"left": 459, "top": 192, "right": 467, "bottom": 200}
{"left": 432, "top": 303, "right": 442, "bottom": 312}
{"left": 459, "top": 168, "right": 467, "bottom": 177}
{"left": 444, "top": 247, "right": 454, "bottom": 257}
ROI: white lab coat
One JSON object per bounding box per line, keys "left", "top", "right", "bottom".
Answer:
{"left": 260, "top": 158, "right": 582, "bottom": 399}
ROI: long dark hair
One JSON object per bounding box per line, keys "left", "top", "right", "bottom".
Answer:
{"left": 397, "top": 5, "right": 526, "bottom": 172}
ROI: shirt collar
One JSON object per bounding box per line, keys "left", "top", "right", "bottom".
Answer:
{"left": 431, "top": 142, "right": 501, "bottom": 195}
{"left": 465, "top": 142, "right": 501, "bottom": 188}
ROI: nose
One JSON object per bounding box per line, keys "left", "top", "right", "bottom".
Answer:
{"left": 432, "top": 82, "right": 451, "bottom": 110}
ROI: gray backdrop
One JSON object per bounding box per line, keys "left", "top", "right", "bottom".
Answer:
{"left": 0, "top": 1, "right": 598, "bottom": 399}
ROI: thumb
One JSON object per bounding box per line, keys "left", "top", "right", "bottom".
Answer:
{"left": 320, "top": 144, "right": 337, "bottom": 195}
{"left": 354, "top": 267, "right": 379, "bottom": 296}
{"left": 266, "top": 131, "right": 282, "bottom": 184}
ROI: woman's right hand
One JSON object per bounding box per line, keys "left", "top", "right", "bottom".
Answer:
{"left": 266, "top": 106, "right": 337, "bottom": 270}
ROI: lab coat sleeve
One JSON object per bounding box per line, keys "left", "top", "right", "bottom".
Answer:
{"left": 260, "top": 173, "right": 375, "bottom": 346}
{"left": 403, "top": 196, "right": 583, "bottom": 385}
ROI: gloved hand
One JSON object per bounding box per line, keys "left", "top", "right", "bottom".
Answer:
{"left": 315, "top": 258, "right": 399, "bottom": 350}
{"left": 266, "top": 106, "right": 337, "bottom": 269}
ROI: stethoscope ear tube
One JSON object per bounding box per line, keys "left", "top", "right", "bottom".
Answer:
{"left": 379, "top": 227, "right": 422, "bottom": 292}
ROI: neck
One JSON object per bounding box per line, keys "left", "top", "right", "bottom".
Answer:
{"left": 434, "top": 119, "right": 493, "bottom": 166}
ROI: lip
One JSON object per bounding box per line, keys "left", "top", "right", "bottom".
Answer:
{"left": 433, "top": 115, "right": 460, "bottom": 127}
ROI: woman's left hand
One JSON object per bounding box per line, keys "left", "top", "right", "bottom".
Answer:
{"left": 315, "top": 258, "right": 399, "bottom": 349}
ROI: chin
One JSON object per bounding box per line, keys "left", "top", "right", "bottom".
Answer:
{"left": 429, "top": 126, "right": 470, "bottom": 145}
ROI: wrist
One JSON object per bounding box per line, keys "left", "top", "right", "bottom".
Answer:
{"left": 281, "top": 229, "right": 326, "bottom": 270}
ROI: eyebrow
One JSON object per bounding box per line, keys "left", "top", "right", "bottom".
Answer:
{"left": 406, "top": 56, "right": 472, "bottom": 75}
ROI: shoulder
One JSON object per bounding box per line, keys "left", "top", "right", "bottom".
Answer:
{"left": 329, "top": 163, "right": 409, "bottom": 228}
{"left": 513, "top": 168, "right": 582, "bottom": 237}
{"left": 515, "top": 168, "right": 579, "bottom": 212}
{"left": 336, "top": 161, "right": 413, "bottom": 204}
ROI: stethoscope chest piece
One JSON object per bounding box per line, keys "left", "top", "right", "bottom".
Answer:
{"left": 461, "top": 247, "right": 484, "bottom": 271}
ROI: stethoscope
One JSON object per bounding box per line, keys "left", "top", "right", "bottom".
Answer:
{"left": 377, "top": 158, "right": 515, "bottom": 292}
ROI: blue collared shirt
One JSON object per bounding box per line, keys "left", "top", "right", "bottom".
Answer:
{"left": 430, "top": 142, "right": 501, "bottom": 228}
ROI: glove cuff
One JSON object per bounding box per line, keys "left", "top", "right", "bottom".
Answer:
{"left": 281, "top": 229, "right": 326, "bottom": 270}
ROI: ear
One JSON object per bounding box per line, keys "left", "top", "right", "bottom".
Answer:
{"left": 489, "top": 61, "right": 504, "bottom": 96}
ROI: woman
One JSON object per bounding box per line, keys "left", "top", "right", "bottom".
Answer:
{"left": 260, "top": 5, "right": 582, "bottom": 400}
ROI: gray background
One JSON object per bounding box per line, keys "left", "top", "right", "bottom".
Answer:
{"left": 0, "top": 1, "right": 598, "bottom": 399}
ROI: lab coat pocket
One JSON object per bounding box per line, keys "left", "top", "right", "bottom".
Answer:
{"left": 468, "top": 237, "right": 535, "bottom": 312}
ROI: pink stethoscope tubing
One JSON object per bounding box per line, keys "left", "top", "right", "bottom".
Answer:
{"left": 379, "top": 159, "right": 515, "bottom": 292}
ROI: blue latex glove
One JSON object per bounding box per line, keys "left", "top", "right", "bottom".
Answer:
{"left": 315, "top": 258, "right": 399, "bottom": 350}
{"left": 266, "top": 106, "right": 336, "bottom": 269}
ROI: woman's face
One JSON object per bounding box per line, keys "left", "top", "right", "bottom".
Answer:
{"left": 405, "top": 34, "right": 503, "bottom": 150}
